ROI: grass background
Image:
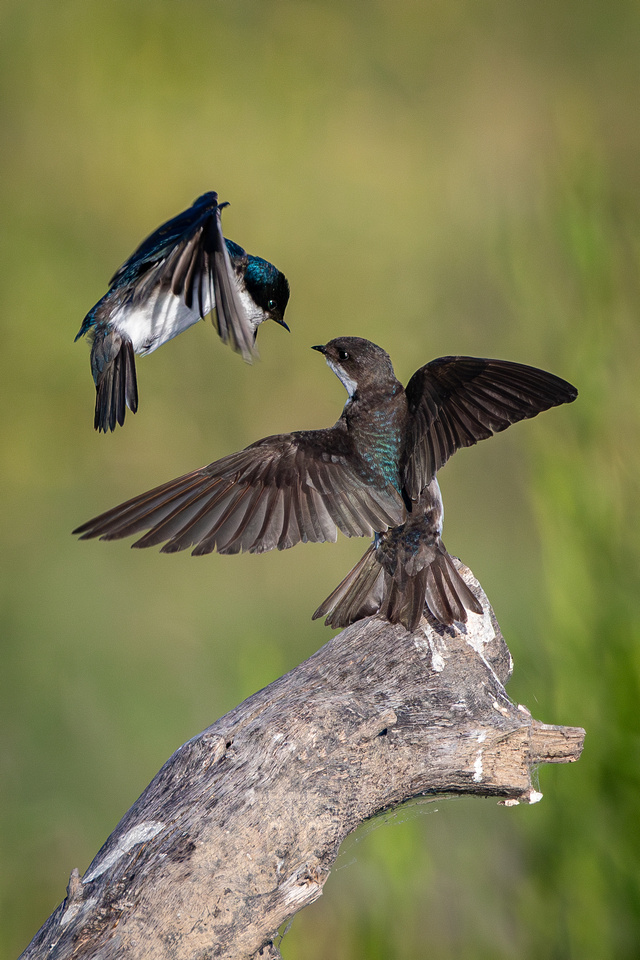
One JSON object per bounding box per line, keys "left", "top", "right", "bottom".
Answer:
{"left": 1, "top": 1, "right": 639, "bottom": 957}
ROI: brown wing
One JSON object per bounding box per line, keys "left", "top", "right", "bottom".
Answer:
{"left": 402, "top": 357, "right": 577, "bottom": 499}
{"left": 73, "top": 429, "right": 404, "bottom": 556}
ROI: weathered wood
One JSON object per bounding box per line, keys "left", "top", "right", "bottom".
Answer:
{"left": 19, "top": 564, "right": 584, "bottom": 960}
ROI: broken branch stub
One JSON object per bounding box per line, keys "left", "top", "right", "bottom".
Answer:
{"left": 19, "top": 563, "right": 584, "bottom": 960}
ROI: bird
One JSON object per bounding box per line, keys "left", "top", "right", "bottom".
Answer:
{"left": 73, "top": 337, "right": 577, "bottom": 631}
{"left": 75, "top": 191, "right": 290, "bottom": 433}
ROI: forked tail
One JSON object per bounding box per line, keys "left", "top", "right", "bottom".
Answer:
{"left": 313, "top": 538, "right": 482, "bottom": 633}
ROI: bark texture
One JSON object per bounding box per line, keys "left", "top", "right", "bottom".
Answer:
{"left": 20, "top": 563, "right": 584, "bottom": 960}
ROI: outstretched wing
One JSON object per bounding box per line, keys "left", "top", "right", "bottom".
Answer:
{"left": 402, "top": 357, "right": 577, "bottom": 499}
{"left": 109, "top": 192, "right": 256, "bottom": 361}
{"left": 73, "top": 429, "right": 404, "bottom": 555}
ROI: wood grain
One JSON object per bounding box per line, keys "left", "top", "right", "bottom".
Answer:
{"left": 19, "top": 563, "right": 584, "bottom": 960}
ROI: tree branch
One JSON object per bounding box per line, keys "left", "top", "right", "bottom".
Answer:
{"left": 19, "top": 563, "right": 584, "bottom": 960}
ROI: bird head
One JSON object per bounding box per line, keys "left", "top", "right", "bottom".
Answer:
{"left": 244, "top": 258, "right": 291, "bottom": 332}
{"left": 312, "top": 337, "right": 397, "bottom": 398}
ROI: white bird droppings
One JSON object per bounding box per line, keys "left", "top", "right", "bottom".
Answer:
{"left": 420, "top": 628, "right": 447, "bottom": 672}
{"left": 430, "top": 643, "right": 446, "bottom": 673}
{"left": 413, "top": 634, "right": 430, "bottom": 658}
{"left": 473, "top": 753, "right": 483, "bottom": 782}
{"left": 463, "top": 604, "right": 494, "bottom": 657}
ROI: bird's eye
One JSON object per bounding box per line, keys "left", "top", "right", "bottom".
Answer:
{"left": 267, "top": 299, "right": 277, "bottom": 310}
{"left": 338, "top": 349, "right": 349, "bottom": 361}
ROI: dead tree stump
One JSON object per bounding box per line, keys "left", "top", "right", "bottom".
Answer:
{"left": 19, "top": 564, "right": 584, "bottom": 960}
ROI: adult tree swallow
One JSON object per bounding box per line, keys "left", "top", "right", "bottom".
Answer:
{"left": 73, "top": 337, "right": 577, "bottom": 630}
{"left": 75, "top": 192, "right": 290, "bottom": 432}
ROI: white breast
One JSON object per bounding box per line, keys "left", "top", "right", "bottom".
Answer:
{"left": 114, "top": 286, "right": 213, "bottom": 356}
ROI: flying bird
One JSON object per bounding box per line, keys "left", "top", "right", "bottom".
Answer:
{"left": 73, "top": 337, "right": 577, "bottom": 631}
{"left": 75, "top": 191, "right": 290, "bottom": 432}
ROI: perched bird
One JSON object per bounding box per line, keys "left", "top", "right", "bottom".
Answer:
{"left": 75, "top": 191, "right": 290, "bottom": 432}
{"left": 73, "top": 337, "right": 577, "bottom": 631}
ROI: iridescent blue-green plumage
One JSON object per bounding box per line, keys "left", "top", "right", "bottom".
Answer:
{"left": 356, "top": 407, "right": 405, "bottom": 491}
{"left": 75, "top": 191, "right": 290, "bottom": 432}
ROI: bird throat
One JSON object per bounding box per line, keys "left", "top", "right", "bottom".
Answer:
{"left": 327, "top": 359, "right": 358, "bottom": 398}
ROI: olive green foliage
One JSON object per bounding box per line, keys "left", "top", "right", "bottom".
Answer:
{"left": 1, "top": 2, "right": 639, "bottom": 957}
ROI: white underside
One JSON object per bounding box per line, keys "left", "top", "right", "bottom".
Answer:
{"left": 114, "top": 275, "right": 262, "bottom": 357}
{"left": 428, "top": 477, "right": 444, "bottom": 536}
{"left": 434, "top": 477, "right": 443, "bottom": 520}
{"left": 236, "top": 286, "right": 265, "bottom": 330}
{"left": 114, "top": 289, "right": 210, "bottom": 356}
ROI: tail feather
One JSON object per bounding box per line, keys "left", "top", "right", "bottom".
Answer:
{"left": 123, "top": 339, "right": 139, "bottom": 416}
{"left": 312, "top": 544, "right": 384, "bottom": 628}
{"left": 381, "top": 565, "right": 429, "bottom": 632}
{"left": 314, "top": 537, "right": 482, "bottom": 633}
{"left": 94, "top": 338, "right": 138, "bottom": 433}
{"left": 425, "top": 557, "right": 460, "bottom": 625}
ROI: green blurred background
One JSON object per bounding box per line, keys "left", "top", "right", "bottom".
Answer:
{"left": 1, "top": 1, "right": 639, "bottom": 957}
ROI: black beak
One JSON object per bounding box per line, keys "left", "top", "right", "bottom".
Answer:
{"left": 311, "top": 344, "right": 326, "bottom": 354}
{"left": 273, "top": 316, "right": 290, "bottom": 332}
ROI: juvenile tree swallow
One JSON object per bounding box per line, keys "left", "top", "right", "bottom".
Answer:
{"left": 75, "top": 192, "right": 290, "bottom": 432}
{"left": 73, "top": 337, "right": 577, "bottom": 631}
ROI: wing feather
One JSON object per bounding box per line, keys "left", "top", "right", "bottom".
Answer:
{"left": 402, "top": 357, "right": 577, "bottom": 498}
{"left": 208, "top": 209, "right": 256, "bottom": 361}
{"left": 73, "top": 430, "right": 405, "bottom": 557}
{"left": 109, "top": 193, "right": 258, "bottom": 362}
